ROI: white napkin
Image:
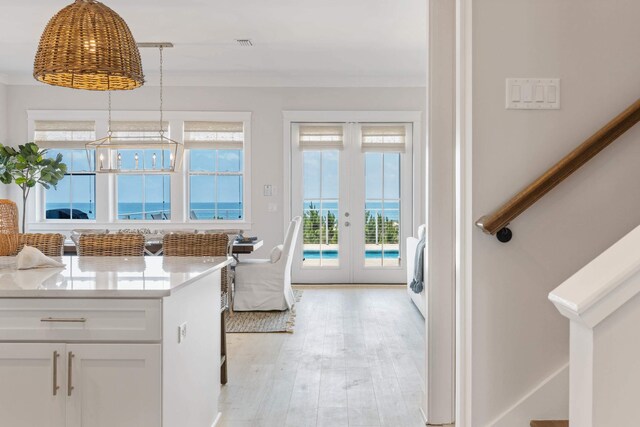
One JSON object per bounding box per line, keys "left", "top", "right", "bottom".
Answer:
{"left": 16, "top": 246, "right": 65, "bottom": 270}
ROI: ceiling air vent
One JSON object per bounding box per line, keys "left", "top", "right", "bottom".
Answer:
{"left": 235, "top": 39, "right": 253, "bottom": 47}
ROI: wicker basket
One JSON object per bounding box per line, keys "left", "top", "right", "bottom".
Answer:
{"left": 0, "top": 200, "right": 18, "bottom": 256}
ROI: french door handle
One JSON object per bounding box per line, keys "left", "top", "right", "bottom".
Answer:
{"left": 52, "top": 351, "right": 60, "bottom": 396}
{"left": 67, "top": 351, "right": 75, "bottom": 396}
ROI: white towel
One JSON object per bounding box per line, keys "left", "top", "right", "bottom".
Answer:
{"left": 16, "top": 246, "right": 64, "bottom": 270}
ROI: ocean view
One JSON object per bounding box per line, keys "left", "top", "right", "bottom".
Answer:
{"left": 45, "top": 202, "right": 244, "bottom": 220}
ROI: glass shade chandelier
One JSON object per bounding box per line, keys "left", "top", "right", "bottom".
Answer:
{"left": 86, "top": 43, "right": 183, "bottom": 173}
{"left": 33, "top": 0, "right": 144, "bottom": 91}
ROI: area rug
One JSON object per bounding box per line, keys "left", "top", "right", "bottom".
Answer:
{"left": 225, "top": 290, "right": 303, "bottom": 333}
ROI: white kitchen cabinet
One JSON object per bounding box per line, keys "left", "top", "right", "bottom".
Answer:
{"left": 0, "top": 343, "right": 66, "bottom": 427}
{"left": 0, "top": 343, "right": 160, "bottom": 427}
{"left": 0, "top": 255, "right": 230, "bottom": 427}
{"left": 66, "top": 344, "right": 161, "bottom": 427}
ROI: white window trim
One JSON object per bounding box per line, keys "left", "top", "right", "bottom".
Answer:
{"left": 26, "top": 110, "right": 252, "bottom": 232}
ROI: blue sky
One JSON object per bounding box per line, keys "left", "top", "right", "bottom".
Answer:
{"left": 303, "top": 151, "right": 400, "bottom": 201}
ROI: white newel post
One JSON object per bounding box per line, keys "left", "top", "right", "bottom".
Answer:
{"left": 549, "top": 224, "right": 640, "bottom": 427}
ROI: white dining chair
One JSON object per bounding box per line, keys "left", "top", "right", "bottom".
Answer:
{"left": 233, "top": 216, "right": 301, "bottom": 311}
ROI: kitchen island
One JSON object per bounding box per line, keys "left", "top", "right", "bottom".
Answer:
{"left": 0, "top": 255, "right": 232, "bottom": 427}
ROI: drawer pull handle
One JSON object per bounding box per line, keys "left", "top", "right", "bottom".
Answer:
{"left": 52, "top": 351, "right": 60, "bottom": 396}
{"left": 41, "top": 317, "right": 87, "bottom": 323}
{"left": 68, "top": 351, "right": 75, "bottom": 397}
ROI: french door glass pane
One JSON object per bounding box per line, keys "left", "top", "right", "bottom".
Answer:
{"left": 302, "top": 151, "right": 339, "bottom": 267}
{"left": 364, "top": 152, "right": 401, "bottom": 267}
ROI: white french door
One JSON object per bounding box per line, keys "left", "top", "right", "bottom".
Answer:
{"left": 291, "top": 121, "right": 413, "bottom": 283}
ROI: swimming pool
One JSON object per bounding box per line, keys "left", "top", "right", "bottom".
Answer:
{"left": 303, "top": 249, "right": 399, "bottom": 259}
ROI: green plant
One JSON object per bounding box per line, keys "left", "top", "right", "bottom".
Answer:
{"left": 0, "top": 143, "right": 67, "bottom": 232}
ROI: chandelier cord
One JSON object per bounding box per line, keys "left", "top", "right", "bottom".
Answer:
{"left": 107, "top": 91, "right": 112, "bottom": 135}
{"left": 159, "top": 46, "right": 164, "bottom": 137}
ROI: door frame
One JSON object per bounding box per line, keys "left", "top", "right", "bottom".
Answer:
{"left": 455, "top": 0, "right": 474, "bottom": 425}
{"left": 283, "top": 111, "right": 423, "bottom": 284}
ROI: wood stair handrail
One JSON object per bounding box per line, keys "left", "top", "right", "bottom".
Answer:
{"left": 476, "top": 98, "right": 640, "bottom": 240}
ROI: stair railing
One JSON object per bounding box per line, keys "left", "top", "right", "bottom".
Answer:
{"left": 476, "top": 98, "right": 640, "bottom": 242}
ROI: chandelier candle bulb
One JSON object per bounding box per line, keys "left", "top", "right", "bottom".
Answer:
{"left": 152, "top": 153, "right": 157, "bottom": 169}
{"left": 134, "top": 153, "right": 139, "bottom": 169}
{"left": 99, "top": 153, "right": 104, "bottom": 170}
{"left": 117, "top": 152, "right": 122, "bottom": 169}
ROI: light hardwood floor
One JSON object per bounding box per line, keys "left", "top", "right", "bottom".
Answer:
{"left": 218, "top": 286, "right": 426, "bottom": 427}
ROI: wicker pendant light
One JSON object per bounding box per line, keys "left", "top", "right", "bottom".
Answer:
{"left": 33, "top": 0, "right": 144, "bottom": 91}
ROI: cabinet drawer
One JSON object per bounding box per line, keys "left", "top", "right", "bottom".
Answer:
{"left": 0, "top": 299, "right": 162, "bottom": 342}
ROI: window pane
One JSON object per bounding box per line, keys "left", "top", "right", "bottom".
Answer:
{"left": 217, "top": 175, "right": 243, "bottom": 220}
{"left": 364, "top": 152, "right": 400, "bottom": 268}
{"left": 303, "top": 152, "right": 321, "bottom": 200}
{"left": 45, "top": 149, "right": 95, "bottom": 220}
{"left": 189, "top": 150, "right": 216, "bottom": 172}
{"left": 383, "top": 153, "right": 400, "bottom": 199}
{"left": 144, "top": 175, "right": 171, "bottom": 220}
{"left": 302, "top": 150, "right": 339, "bottom": 267}
{"left": 46, "top": 176, "right": 70, "bottom": 217}
{"left": 218, "top": 150, "right": 242, "bottom": 172}
{"left": 365, "top": 152, "right": 383, "bottom": 199}
{"left": 321, "top": 151, "right": 339, "bottom": 199}
{"left": 71, "top": 149, "right": 94, "bottom": 172}
{"left": 118, "top": 175, "right": 144, "bottom": 220}
{"left": 190, "top": 175, "right": 215, "bottom": 220}
{"left": 70, "top": 175, "right": 96, "bottom": 219}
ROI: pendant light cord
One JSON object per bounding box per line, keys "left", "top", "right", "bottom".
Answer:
{"left": 159, "top": 46, "right": 164, "bottom": 136}
{"left": 107, "top": 90, "right": 112, "bottom": 135}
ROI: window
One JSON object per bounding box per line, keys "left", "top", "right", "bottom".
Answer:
{"left": 34, "top": 120, "right": 96, "bottom": 220}
{"left": 185, "top": 122, "right": 245, "bottom": 220}
{"left": 29, "top": 111, "right": 252, "bottom": 226}
{"left": 113, "top": 121, "right": 172, "bottom": 220}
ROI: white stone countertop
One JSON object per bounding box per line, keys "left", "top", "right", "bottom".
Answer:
{"left": 0, "top": 255, "right": 232, "bottom": 298}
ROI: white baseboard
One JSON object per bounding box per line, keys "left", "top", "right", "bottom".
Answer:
{"left": 488, "top": 362, "right": 569, "bottom": 427}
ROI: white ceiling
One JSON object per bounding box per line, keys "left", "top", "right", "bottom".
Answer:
{"left": 0, "top": 0, "right": 426, "bottom": 87}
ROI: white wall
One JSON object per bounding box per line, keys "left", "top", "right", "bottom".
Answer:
{"left": 3, "top": 85, "right": 425, "bottom": 257}
{"left": 471, "top": 0, "right": 640, "bottom": 424}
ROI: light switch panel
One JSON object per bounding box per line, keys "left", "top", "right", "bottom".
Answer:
{"left": 506, "top": 78, "right": 560, "bottom": 110}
